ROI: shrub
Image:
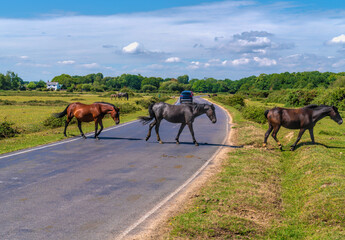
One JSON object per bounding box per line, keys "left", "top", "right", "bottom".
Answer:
{"left": 285, "top": 89, "right": 318, "bottom": 107}
{"left": 116, "top": 103, "right": 141, "bottom": 114}
{"left": 0, "top": 99, "right": 16, "bottom": 105}
{"left": 135, "top": 96, "right": 170, "bottom": 109}
{"left": 241, "top": 105, "right": 267, "bottom": 124}
{"left": 0, "top": 120, "right": 19, "bottom": 138}
{"left": 214, "top": 94, "right": 245, "bottom": 110}
{"left": 313, "top": 88, "right": 345, "bottom": 110}
{"left": 43, "top": 116, "right": 67, "bottom": 128}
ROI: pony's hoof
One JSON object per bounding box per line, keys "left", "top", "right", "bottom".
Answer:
{"left": 176, "top": 141, "right": 180, "bottom": 145}
{"left": 82, "top": 135, "right": 86, "bottom": 139}
{"left": 279, "top": 146, "right": 283, "bottom": 151}
{"left": 145, "top": 137, "right": 149, "bottom": 141}
{"left": 290, "top": 147, "right": 295, "bottom": 151}
{"left": 159, "top": 140, "right": 163, "bottom": 144}
{"left": 195, "top": 142, "right": 199, "bottom": 146}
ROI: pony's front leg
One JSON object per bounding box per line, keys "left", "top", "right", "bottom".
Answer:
{"left": 175, "top": 123, "right": 186, "bottom": 144}
{"left": 308, "top": 128, "right": 315, "bottom": 144}
{"left": 96, "top": 119, "right": 104, "bottom": 138}
{"left": 77, "top": 120, "right": 86, "bottom": 139}
{"left": 146, "top": 120, "right": 156, "bottom": 141}
{"left": 187, "top": 122, "right": 198, "bottom": 146}
{"left": 291, "top": 129, "right": 306, "bottom": 151}
{"left": 94, "top": 120, "right": 99, "bottom": 140}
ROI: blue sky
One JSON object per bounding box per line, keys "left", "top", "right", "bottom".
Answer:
{"left": 1, "top": 0, "right": 345, "bottom": 81}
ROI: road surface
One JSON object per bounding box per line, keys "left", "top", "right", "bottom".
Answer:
{"left": 0, "top": 96, "right": 230, "bottom": 240}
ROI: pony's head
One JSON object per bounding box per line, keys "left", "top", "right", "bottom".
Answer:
{"left": 111, "top": 107, "right": 120, "bottom": 125}
{"left": 205, "top": 104, "right": 217, "bottom": 123}
{"left": 330, "top": 106, "right": 343, "bottom": 125}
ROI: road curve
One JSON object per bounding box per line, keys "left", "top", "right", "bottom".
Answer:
{"left": 0, "top": 96, "right": 230, "bottom": 240}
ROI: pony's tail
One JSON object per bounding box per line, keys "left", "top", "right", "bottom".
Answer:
{"left": 138, "top": 103, "right": 155, "bottom": 125}
{"left": 264, "top": 109, "right": 269, "bottom": 119}
{"left": 53, "top": 104, "right": 70, "bottom": 118}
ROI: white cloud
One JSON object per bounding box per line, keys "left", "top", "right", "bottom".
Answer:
{"left": 232, "top": 58, "right": 251, "bottom": 66}
{"left": 0, "top": 1, "right": 345, "bottom": 80}
{"left": 122, "top": 42, "right": 142, "bottom": 54}
{"left": 330, "top": 34, "right": 345, "bottom": 44}
{"left": 57, "top": 60, "right": 75, "bottom": 64}
{"left": 81, "top": 63, "right": 100, "bottom": 68}
{"left": 253, "top": 57, "right": 277, "bottom": 66}
{"left": 165, "top": 57, "right": 181, "bottom": 63}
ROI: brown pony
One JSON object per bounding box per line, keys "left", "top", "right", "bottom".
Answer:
{"left": 54, "top": 102, "right": 120, "bottom": 139}
{"left": 264, "top": 105, "right": 343, "bottom": 151}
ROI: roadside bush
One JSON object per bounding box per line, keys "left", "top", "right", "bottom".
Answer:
{"left": 43, "top": 116, "right": 67, "bottom": 128}
{"left": 266, "top": 90, "right": 288, "bottom": 104}
{"left": 214, "top": 94, "right": 245, "bottom": 110}
{"left": 313, "top": 88, "right": 345, "bottom": 110}
{"left": 23, "top": 100, "right": 69, "bottom": 106}
{"left": 116, "top": 103, "right": 141, "bottom": 114}
{"left": 0, "top": 120, "right": 19, "bottom": 138}
{"left": 0, "top": 99, "right": 16, "bottom": 105}
{"left": 285, "top": 89, "right": 318, "bottom": 107}
{"left": 135, "top": 96, "right": 170, "bottom": 109}
{"left": 241, "top": 105, "right": 267, "bottom": 124}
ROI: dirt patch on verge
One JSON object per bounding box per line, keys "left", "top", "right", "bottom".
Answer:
{"left": 123, "top": 99, "right": 235, "bottom": 240}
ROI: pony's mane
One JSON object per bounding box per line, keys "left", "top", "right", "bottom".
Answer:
{"left": 303, "top": 104, "right": 330, "bottom": 110}
{"left": 94, "top": 102, "right": 118, "bottom": 109}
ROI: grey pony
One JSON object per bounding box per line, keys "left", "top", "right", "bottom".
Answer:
{"left": 139, "top": 102, "right": 217, "bottom": 146}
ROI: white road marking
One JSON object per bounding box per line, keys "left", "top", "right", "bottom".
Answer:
{"left": 0, "top": 120, "right": 139, "bottom": 160}
{"left": 117, "top": 100, "right": 229, "bottom": 239}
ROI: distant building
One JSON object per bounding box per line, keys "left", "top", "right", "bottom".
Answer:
{"left": 46, "top": 81, "right": 61, "bottom": 90}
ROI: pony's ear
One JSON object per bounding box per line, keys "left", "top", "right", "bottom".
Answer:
{"left": 193, "top": 104, "right": 198, "bottom": 113}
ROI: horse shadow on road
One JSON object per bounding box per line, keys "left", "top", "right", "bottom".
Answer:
{"left": 95, "top": 137, "right": 243, "bottom": 148}
{"left": 149, "top": 141, "right": 243, "bottom": 148}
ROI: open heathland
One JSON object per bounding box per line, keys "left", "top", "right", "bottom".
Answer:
{"left": 0, "top": 91, "right": 174, "bottom": 154}
{"left": 165, "top": 97, "right": 345, "bottom": 239}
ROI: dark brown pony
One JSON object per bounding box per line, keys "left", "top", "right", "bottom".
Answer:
{"left": 54, "top": 102, "right": 120, "bottom": 139}
{"left": 264, "top": 105, "right": 343, "bottom": 151}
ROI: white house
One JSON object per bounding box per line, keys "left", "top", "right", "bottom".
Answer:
{"left": 46, "top": 81, "right": 61, "bottom": 90}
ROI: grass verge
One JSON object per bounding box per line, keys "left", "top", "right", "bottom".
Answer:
{"left": 165, "top": 99, "right": 345, "bottom": 239}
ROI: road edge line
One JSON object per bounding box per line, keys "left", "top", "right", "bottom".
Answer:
{"left": 117, "top": 98, "right": 233, "bottom": 239}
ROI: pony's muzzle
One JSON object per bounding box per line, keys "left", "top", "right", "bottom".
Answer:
{"left": 338, "top": 120, "right": 343, "bottom": 125}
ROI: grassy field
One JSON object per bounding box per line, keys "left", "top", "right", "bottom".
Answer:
{"left": 166, "top": 98, "right": 345, "bottom": 239}
{"left": 0, "top": 91, "right": 174, "bottom": 154}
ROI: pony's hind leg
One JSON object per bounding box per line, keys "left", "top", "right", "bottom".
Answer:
{"left": 290, "top": 128, "right": 307, "bottom": 151}
{"left": 263, "top": 124, "right": 273, "bottom": 148}
{"left": 77, "top": 120, "right": 86, "bottom": 139}
{"left": 155, "top": 119, "right": 163, "bottom": 144}
{"left": 64, "top": 117, "right": 72, "bottom": 137}
{"left": 146, "top": 120, "right": 156, "bottom": 141}
{"left": 271, "top": 125, "right": 282, "bottom": 150}
{"left": 175, "top": 123, "right": 186, "bottom": 144}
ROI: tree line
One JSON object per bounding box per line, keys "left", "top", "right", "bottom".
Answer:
{"left": 1, "top": 71, "right": 345, "bottom": 93}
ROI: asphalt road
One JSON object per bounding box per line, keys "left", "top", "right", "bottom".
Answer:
{"left": 0, "top": 96, "right": 230, "bottom": 240}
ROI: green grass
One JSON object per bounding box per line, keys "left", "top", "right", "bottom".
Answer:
{"left": 166, "top": 98, "right": 345, "bottom": 239}
{"left": 0, "top": 91, "right": 175, "bottom": 154}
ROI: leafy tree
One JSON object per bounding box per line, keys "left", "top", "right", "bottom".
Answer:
{"left": 177, "top": 75, "right": 189, "bottom": 84}
{"left": 27, "top": 82, "right": 36, "bottom": 90}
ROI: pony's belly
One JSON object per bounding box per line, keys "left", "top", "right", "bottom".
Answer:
{"left": 76, "top": 113, "right": 94, "bottom": 122}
